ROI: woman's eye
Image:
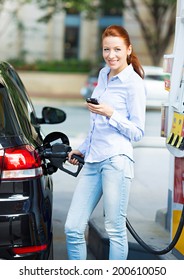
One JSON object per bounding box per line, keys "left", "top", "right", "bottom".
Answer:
{"left": 115, "top": 48, "right": 121, "bottom": 52}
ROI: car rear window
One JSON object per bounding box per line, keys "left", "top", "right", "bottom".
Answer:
{"left": 0, "top": 86, "right": 18, "bottom": 136}
{"left": 7, "top": 68, "right": 38, "bottom": 128}
{"left": 0, "top": 92, "right": 4, "bottom": 133}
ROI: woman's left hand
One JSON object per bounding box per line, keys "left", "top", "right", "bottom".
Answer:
{"left": 87, "top": 103, "right": 114, "bottom": 118}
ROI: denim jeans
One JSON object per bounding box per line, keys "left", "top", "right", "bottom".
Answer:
{"left": 65, "top": 155, "right": 133, "bottom": 260}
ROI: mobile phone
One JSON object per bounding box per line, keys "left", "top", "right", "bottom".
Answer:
{"left": 86, "top": 98, "right": 99, "bottom": 105}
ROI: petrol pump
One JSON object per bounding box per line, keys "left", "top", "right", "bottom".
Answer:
{"left": 162, "top": 0, "right": 184, "bottom": 259}
{"left": 126, "top": 0, "right": 184, "bottom": 259}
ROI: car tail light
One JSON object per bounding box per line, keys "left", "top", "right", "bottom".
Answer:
{"left": 1, "top": 145, "right": 43, "bottom": 180}
{"left": 12, "top": 244, "right": 47, "bottom": 255}
{"left": 92, "top": 81, "right": 98, "bottom": 87}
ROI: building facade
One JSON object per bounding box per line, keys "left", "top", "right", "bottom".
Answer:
{"left": 0, "top": 1, "right": 173, "bottom": 66}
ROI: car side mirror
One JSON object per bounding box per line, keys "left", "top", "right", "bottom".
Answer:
{"left": 37, "top": 106, "right": 66, "bottom": 124}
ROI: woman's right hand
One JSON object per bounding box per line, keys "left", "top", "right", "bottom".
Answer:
{"left": 68, "top": 149, "right": 84, "bottom": 165}
{"left": 87, "top": 102, "right": 114, "bottom": 118}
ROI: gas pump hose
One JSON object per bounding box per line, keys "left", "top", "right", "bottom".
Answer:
{"left": 126, "top": 205, "right": 184, "bottom": 255}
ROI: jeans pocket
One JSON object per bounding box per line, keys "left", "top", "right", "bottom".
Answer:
{"left": 109, "top": 155, "right": 134, "bottom": 179}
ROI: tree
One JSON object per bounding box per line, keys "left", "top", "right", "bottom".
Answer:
{"left": 33, "top": 0, "right": 177, "bottom": 65}
{"left": 0, "top": 0, "right": 31, "bottom": 37}
{"left": 125, "top": 0, "right": 176, "bottom": 65}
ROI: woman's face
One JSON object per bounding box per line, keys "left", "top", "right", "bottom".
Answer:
{"left": 102, "top": 36, "right": 132, "bottom": 75}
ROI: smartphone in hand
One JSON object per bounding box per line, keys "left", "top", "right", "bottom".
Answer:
{"left": 86, "top": 98, "right": 99, "bottom": 105}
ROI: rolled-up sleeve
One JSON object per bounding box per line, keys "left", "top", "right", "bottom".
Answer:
{"left": 109, "top": 110, "right": 144, "bottom": 141}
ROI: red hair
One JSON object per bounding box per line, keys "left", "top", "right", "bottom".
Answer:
{"left": 102, "top": 25, "right": 144, "bottom": 79}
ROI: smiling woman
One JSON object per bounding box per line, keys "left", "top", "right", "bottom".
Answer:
{"left": 65, "top": 25, "right": 146, "bottom": 260}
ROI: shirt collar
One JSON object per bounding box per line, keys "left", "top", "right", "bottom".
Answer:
{"left": 101, "top": 64, "right": 134, "bottom": 83}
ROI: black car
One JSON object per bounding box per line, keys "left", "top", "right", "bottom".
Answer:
{"left": 0, "top": 61, "right": 66, "bottom": 259}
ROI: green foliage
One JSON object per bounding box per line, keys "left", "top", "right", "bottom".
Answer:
{"left": 8, "top": 59, "right": 92, "bottom": 73}
{"left": 34, "top": 0, "right": 125, "bottom": 20}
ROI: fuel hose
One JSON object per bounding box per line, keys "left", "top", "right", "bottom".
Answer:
{"left": 126, "top": 204, "right": 184, "bottom": 255}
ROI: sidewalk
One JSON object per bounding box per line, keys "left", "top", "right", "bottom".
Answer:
{"left": 18, "top": 71, "right": 87, "bottom": 99}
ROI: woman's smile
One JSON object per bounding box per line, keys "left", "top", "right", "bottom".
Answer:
{"left": 102, "top": 36, "right": 132, "bottom": 75}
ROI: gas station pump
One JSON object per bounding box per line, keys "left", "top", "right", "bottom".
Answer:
{"left": 162, "top": 0, "right": 184, "bottom": 259}
{"left": 125, "top": 0, "right": 184, "bottom": 258}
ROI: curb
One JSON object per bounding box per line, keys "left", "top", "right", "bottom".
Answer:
{"left": 88, "top": 216, "right": 178, "bottom": 260}
{"left": 29, "top": 91, "right": 82, "bottom": 100}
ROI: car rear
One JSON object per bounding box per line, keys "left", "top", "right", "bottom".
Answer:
{"left": 0, "top": 70, "right": 53, "bottom": 259}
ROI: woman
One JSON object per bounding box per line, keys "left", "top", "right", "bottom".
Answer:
{"left": 65, "top": 25, "right": 146, "bottom": 260}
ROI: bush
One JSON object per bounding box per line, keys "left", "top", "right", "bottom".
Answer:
{"left": 8, "top": 59, "right": 92, "bottom": 73}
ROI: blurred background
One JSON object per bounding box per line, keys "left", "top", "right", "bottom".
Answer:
{"left": 0, "top": 0, "right": 176, "bottom": 64}
{"left": 0, "top": 0, "right": 176, "bottom": 100}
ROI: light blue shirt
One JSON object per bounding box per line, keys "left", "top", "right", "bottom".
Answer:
{"left": 78, "top": 64, "right": 146, "bottom": 162}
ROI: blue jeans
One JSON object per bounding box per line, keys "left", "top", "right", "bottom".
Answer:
{"left": 65, "top": 155, "right": 133, "bottom": 260}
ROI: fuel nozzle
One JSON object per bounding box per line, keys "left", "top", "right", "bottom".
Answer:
{"left": 40, "top": 132, "right": 84, "bottom": 177}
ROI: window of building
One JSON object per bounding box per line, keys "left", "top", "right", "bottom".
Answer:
{"left": 64, "top": 26, "right": 79, "bottom": 59}
{"left": 64, "top": 9, "right": 80, "bottom": 59}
